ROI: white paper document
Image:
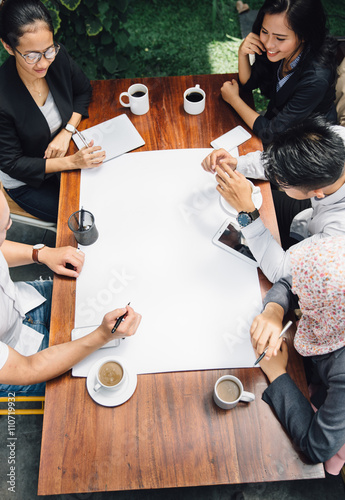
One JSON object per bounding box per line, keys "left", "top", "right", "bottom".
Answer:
{"left": 72, "top": 114, "right": 145, "bottom": 162}
{"left": 73, "top": 149, "right": 262, "bottom": 377}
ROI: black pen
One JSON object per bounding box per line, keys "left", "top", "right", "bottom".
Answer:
{"left": 254, "top": 320, "right": 292, "bottom": 366}
{"left": 111, "top": 302, "right": 131, "bottom": 334}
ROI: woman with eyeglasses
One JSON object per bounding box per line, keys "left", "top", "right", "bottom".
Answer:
{"left": 0, "top": 0, "right": 105, "bottom": 222}
{"left": 220, "top": 0, "right": 338, "bottom": 145}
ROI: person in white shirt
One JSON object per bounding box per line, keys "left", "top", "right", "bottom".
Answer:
{"left": 0, "top": 190, "right": 141, "bottom": 394}
{"left": 201, "top": 116, "right": 345, "bottom": 284}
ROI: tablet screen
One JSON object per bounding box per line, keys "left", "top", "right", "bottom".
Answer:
{"left": 217, "top": 222, "right": 256, "bottom": 262}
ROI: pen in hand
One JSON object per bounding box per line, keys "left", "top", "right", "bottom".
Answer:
{"left": 111, "top": 302, "right": 131, "bottom": 334}
{"left": 74, "top": 128, "right": 90, "bottom": 149}
{"left": 254, "top": 320, "right": 293, "bottom": 366}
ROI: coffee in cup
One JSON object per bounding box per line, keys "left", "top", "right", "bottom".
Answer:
{"left": 119, "top": 83, "right": 149, "bottom": 115}
{"left": 183, "top": 84, "right": 206, "bottom": 115}
{"left": 94, "top": 358, "right": 125, "bottom": 392}
{"left": 213, "top": 375, "right": 255, "bottom": 410}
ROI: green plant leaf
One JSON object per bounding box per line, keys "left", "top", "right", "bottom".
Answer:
{"left": 59, "top": 0, "right": 82, "bottom": 11}
{"left": 85, "top": 18, "right": 103, "bottom": 37}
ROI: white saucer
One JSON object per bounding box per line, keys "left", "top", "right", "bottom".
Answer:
{"left": 86, "top": 356, "right": 137, "bottom": 407}
{"left": 219, "top": 181, "right": 263, "bottom": 216}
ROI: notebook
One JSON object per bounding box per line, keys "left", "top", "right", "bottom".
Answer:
{"left": 72, "top": 114, "right": 145, "bottom": 162}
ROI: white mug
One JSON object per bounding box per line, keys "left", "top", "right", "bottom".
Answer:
{"left": 183, "top": 84, "right": 206, "bottom": 115}
{"left": 213, "top": 375, "right": 255, "bottom": 410}
{"left": 119, "top": 83, "right": 149, "bottom": 115}
{"left": 93, "top": 357, "right": 126, "bottom": 392}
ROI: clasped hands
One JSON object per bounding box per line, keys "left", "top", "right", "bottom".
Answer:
{"left": 44, "top": 130, "right": 105, "bottom": 168}
{"left": 251, "top": 303, "right": 289, "bottom": 382}
{"left": 202, "top": 148, "right": 255, "bottom": 213}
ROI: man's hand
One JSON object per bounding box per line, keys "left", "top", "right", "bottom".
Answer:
{"left": 38, "top": 246, "right": 85, "bottom": 278}
{"left": 256, "top": 340, "right": 289, "bottom": 383}
{"left": 98, "top": 305, "right": 142, "bottom": 341}
{"left": 215, "top": 162, "right": 254, "bottom": 213}
{"left": 201, "top": 148, "right": 237, "bottom": 173}
{"left": 250, "top": 302, "right": 285, "bottom": 360}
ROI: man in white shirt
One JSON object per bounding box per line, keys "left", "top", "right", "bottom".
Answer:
{"left": 202, "top": 116, "right": 345, "bottom": 284}
{"left": 0, "top": 190, "right": 141, "bottom": 394}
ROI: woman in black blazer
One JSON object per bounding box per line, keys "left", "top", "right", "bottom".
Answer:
{"left": 221, "top": 0, "right": 337, "bottom": 145}
{"left": 0, "top": 0, "right": 106, "bottom": 222}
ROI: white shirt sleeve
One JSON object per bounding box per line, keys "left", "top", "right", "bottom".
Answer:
{"left": 241, "top": 218, "right": 333, "bottom": 283}
{"left": 0, "top": 341, "right": 9, "bottom": 371}
{"left": 236, "top": 151, "right": 267, "bottom": 180}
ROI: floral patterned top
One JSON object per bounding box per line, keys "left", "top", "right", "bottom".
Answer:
{"left": 291, "top": 236, "right": 345, "bottom": 356}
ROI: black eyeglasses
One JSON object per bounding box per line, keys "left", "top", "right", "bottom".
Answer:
{"left": 15, "top": 43, "right": 60, "bottom": 64}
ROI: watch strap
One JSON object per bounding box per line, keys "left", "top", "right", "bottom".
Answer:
{"left": 32, "top": 245, "right": 45, "bottom": 264}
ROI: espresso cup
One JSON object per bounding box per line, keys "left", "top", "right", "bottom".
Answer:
{"left": 213, "top": 375, "right": 255, "bottom": 410}
{"left": 119, "top": 83, "right": 149, "bottom": 115}
{"left": 94, "top": 358, "right": 126, "bottom": 392}
{"left": 183, "top": 84, "right": 206, "bottom": 115}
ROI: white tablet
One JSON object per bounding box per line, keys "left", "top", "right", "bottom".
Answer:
{"left": 212, "top": 217, "right": 258, "bottom": 267}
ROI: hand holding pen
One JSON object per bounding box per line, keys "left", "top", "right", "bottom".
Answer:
{"left": 71, "top": 129, "right": 106, "bottom": 168}
{"left": 254, "top": 320, "right": 293, "bottom": 366}
{"left": 112, "top": 302, "right": 131, "bottom": 333}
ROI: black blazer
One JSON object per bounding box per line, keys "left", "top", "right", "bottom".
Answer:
{"left": 0, "top": 44, "right": 92, "bottom": 187}
{"left": 241, "top": 52, "right": 337, "bottom": 144}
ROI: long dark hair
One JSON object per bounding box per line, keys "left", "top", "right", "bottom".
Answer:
{"left": 252, "top": 0, "right": 337, "bottom": 75}
{"left": 0, "top": 0, "right": 53, "bottom": 48}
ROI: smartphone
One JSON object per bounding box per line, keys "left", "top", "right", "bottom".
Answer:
{"left": 212, "top": 217, "right": 258, "bottom": 267}
{"left": 210, "top": 125, "right": 252, "bottom": 151}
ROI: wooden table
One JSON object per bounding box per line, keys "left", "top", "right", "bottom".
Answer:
{"left": 38, "top": 74, "right": 324, "bottom": 495}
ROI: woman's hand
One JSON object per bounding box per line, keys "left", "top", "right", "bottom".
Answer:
{"left": 221, "top": 79, "right": 240, "bottom": 106}
{"left": 44, "top": 129, "right": 72, "bottom": 159}
{"left": 70, "top": 140, "right": 106, "bottom": 169}
{"left": 239, "top": 32, "right": 266, "bottom": 57}
{"left": 250, "top": 303, "right": 285, "bottom": 360}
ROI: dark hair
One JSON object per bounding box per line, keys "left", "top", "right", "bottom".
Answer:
{"left": 252, "top": 0, "right": 337, "bottom": 75}
{"left": 0, "top": 0, "right": 53, "bottom": 48}
{"left": 263, "top": 116, "right": 345, "bottom": 192}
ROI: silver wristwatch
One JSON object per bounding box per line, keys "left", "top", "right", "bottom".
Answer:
{"left": 65, "top": 123, "right": 76, "bottom": 134}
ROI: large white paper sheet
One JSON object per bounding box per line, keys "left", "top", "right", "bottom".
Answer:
{"left": 73, "top": 149, "right": 262, "bottom": 376}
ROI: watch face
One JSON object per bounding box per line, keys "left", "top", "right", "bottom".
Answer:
{"left": 33, "top": 243, "right": 45, "bottom": 250}
{"left": 237, "top": 212, "right": 251, "bottom": 227}
{"left": 65, "top": 124, "right": 75, "bottom": 133}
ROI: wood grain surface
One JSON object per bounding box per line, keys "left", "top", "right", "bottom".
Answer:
{"left": 38, "top": 74, "right": 324, "bottom": 495}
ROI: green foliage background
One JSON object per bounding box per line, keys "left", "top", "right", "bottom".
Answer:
{"left": 0, "top": 0, "right": 344, "bottom": 110}
{"left": 41, "top": 0, "right": 135, "bottom": 79}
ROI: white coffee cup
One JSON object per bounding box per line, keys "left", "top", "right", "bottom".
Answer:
{"left": 213, "top": 375, "right": 255, "bottom": 410}
{"left": 183, "top": 84, "right": 206, "bottom": 115}
{"left": 93, "top": 357, "right": 126, "bottom": 392}
{"left": 119, "top": 83, "right": 149, "bottom": 115}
